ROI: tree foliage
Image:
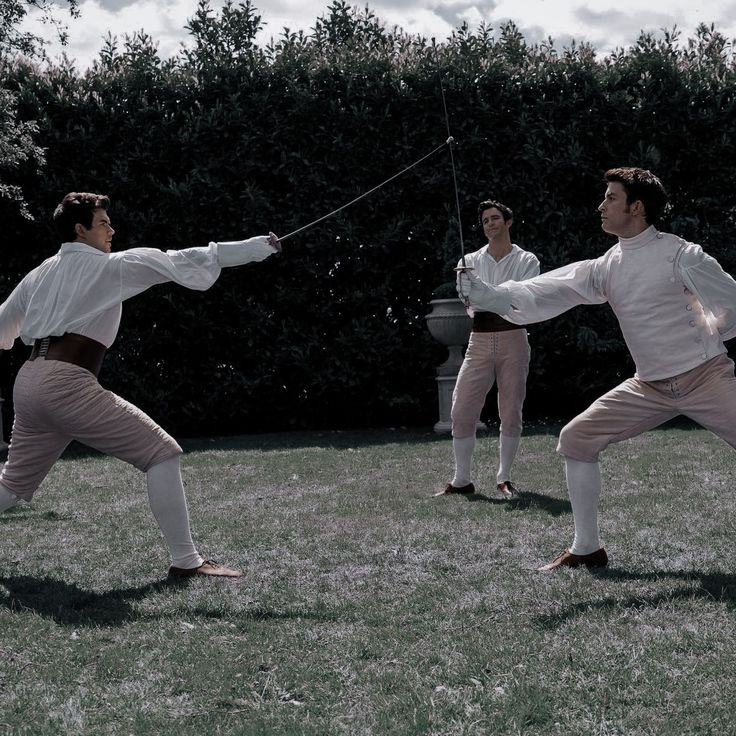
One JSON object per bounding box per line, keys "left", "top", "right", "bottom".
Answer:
{"left": 2, "top": 2, "right": 736, "bottom": 434}
{"left": 0, "top": 0, "right": 79, "bottom": 217}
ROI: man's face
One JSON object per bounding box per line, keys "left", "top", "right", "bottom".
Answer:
{"left": 75, "top": 208, "right": 114, "bottom": 253}
{"left": 481, "top": 207, "right": 511, "bottom": 241}
{"left": 598, "top": 182, "right": 640, "bottom": 237}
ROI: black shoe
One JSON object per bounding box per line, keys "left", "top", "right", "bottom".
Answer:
{"left": 433, "top": 482, "right": 475, "bottom": 496}
{"left": 497, "top": 480, "right": 517, "bottom": 498}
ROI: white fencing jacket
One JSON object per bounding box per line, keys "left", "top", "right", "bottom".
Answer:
{"left": 491, "top": 227, "right": 736, "bottom": 380}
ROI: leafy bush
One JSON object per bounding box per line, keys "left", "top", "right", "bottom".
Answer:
{"left": 2, "top": 3, "right": 735, "bottom": 435}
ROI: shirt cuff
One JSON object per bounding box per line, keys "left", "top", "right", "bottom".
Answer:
{"left": 215, "top": 237, "right": 275, "bottom": 267}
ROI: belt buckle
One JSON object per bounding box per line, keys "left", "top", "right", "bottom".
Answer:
{"left": 37, "top": 337, "right": 51, "bottom": 358}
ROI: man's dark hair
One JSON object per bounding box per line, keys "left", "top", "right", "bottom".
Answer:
{"left": 52, "top": 192, "right": 110, "bottom": 242}
{"left": 604, "top": 167, "right": 668, "bottom": 224}
{"left": 477, "top": 199, "right": 513, "bottom": 227}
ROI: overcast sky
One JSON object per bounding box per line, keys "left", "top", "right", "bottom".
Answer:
{"left": 21, "top": 0, "right": 736, "bottom": 70}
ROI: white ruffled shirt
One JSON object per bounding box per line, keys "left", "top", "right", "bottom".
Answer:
{"left": 495, "top": 226, "right": 736, "bottom": 380}
{"left": 0, "top": 237, "right": 274, "bottom": 349}
{"left": 457, "top": 243, "right": 540, "bottom": 287}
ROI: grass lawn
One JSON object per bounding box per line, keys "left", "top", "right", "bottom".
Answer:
{"left": 1, "top": 423, "right": 735, "bottom": 735}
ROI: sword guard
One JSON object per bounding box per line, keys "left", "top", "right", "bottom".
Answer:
{"left": 454, "top": 265, "right": 474, "bottom": 273}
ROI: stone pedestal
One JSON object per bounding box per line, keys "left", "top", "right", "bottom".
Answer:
{"left": 425, "top": 298, "right": 483, "bottom": 434}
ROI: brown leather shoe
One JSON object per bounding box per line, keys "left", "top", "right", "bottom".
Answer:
{"left": 433, "top": 482, "right": 475, "bottom": 496}
{"left": 497, "top": 480, "right": 517, "bottom": 498}
{"left": 537, "top": 548, "right": 608, "bottom": 572}
{"left": 168, "top": 559, "right": 243, "bottom": 578}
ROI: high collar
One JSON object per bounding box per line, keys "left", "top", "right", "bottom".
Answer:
{"left": 618, "top": 225, "right": 658, "bottom": 250}
{"left": 59, "top": 242, "right": 108, "bottom": 256}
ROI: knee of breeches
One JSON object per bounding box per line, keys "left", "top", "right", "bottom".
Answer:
{"left": 556, "top": 420, "right": 601, "bottom": 463}
{"left": 499, "top": 419, "right": 523, "bottom": 437}
{"left": 451, "top": 414, "right": 478, "bottom": 439}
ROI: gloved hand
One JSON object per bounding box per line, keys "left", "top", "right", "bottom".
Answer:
{"left": 216, "top": 234, "right": 281, "bottom": 267}
{"left": 457, "top": 270, "right": 512, "bottom": 314}
{"left": 456, "top": 270, "right": 473, "bottom": 301}
{"left": 267, "top": 231, "right": 281, "bottom": 253}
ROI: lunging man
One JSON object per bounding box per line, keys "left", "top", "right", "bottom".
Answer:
{"left": 0, "top": 192, "right": 280, "bottom": 578}
{"left": 460, "top": 168, "right": 736, "bottom": 570}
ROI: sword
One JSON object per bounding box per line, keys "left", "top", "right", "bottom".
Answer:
{"left": 434, "top": 45, "right": 473, "bottom": 307}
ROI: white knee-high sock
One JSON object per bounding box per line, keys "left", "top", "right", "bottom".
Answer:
{"left": 565, "top": 457, "right": 602, "bottom": 555}
{"left": 451, "top": 435, "right": 476, "bottom": 487}
{"left": 497, "top": 433, "right": 521, "bottom": 484}
{"left": 146, "top": 456, "right": 203, "bottom": 570}
{"left": 0, "top": 483, "right": 19, "bottom": 513}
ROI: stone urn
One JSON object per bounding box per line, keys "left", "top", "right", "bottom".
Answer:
{"left": 426, "top": 297, "right": 473, "bottom": 433}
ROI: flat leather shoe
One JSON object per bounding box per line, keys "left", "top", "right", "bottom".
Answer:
{"left": 497, "top": 481, "right": 517, "bottom": 498}
{"left": 168, "top": 559, "right": 243, "bottom": 578}
{"left": 433, "top": 482, "right": 475, "bottom": 496}
{"left": 537, "top": 547, "right": 608, "bottom": 572}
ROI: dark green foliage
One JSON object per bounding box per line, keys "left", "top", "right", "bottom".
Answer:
{"left": 2, "top": 3, "right": 736, "bottom": 435}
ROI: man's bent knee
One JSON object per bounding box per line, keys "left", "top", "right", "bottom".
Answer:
{"left": 556, "top": 421, "right": 603, "bottom": 464}
{"left": 140, "top": 444, "right": 182, "bottom": 473}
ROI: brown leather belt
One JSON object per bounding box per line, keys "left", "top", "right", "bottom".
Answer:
{"left": 29, "top": 333, "right": 107, "bottom": 377}
{"left": 472, "top": 311, "right": 526, "bottom": 333}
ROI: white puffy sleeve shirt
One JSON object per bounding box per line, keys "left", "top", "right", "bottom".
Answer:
{"left": 0, "top": 241, "right": 234, "bottom": 349}
{"left": 457, "top": 243, "right": 540, "bottom": 286}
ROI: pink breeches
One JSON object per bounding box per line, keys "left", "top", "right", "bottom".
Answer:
{"left": 0, "top": 359, "right": 182, "bottom": 501}
{"left": 451, "top": 329, "right": 530, "bottom": 438}
{"left": 558, "top": 353, "right": 736, "bottom": 462}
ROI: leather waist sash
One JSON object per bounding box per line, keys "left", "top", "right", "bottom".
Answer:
{"left": 29, "top": 333, "right": 106, "bottom": 377}
{"left": 472, "top": 311, "right": 526, "bottom": 333}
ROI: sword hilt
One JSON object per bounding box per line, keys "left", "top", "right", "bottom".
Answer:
{"left": 454, "top": 265, "right": 474, "bottom": 307}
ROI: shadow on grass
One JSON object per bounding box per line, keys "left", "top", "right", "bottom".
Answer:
{"left": 0, "top": 506, "right": 71, "bottom": 524}
{"left": 537, "top": 567, "right": 736, "bottom": 628}
{"left": 0, "top": 575, "right": 340, "bottom": 627}
{"left": 505, "top": 491, "right": 571, "bottom": 516}
{"left": 0, "top": 575, "right": 178, "bottom": 626}
{"left": 464, "top": 491, "right": 571, "bottom": 516}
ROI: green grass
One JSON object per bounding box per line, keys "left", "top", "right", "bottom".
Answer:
{"left": 1, "top": 424, "right": 735, "bottom": 735}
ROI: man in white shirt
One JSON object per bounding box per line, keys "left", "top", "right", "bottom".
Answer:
{"left": 0, "top": 191, "right": 280, "bottom": 578}
{"left": 459, "top": 168, "right": 736, "bottom": 570}
{"left": 439, "top": 200, "right": 540, "bottom": 497}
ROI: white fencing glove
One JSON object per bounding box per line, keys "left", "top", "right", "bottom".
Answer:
{"left": 458, "top": 270, "right": 512, "bottom": 314}
{"left": 216, "top": 232, "right": 281, "bottom": 267}
{"left": 456, "top": 270, "right": 473, "bottom": 301}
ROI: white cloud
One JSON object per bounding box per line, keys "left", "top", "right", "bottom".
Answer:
{"left": 19, "top": 0, "right": 736, "bottom": 70}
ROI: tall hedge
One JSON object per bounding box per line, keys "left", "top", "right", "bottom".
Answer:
{"left": 1, "top": 1, "right": 735, "bottom": 435}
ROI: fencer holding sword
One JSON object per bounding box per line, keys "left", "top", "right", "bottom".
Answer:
{"left": 458, "top": 166, "right": 736, "bottom": 572}
{"left": 0, "top": 191, "right": 280, "bottom": 578}
{"left": 0, "top": 135, "right": 456, "bottom": 580}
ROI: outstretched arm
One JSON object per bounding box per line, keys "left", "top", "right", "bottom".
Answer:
{"left": 119, "top": 233, "right": 282, "bottom": 300}
{"left": 458, "top": 259, "right": 608, "bottom": 325}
